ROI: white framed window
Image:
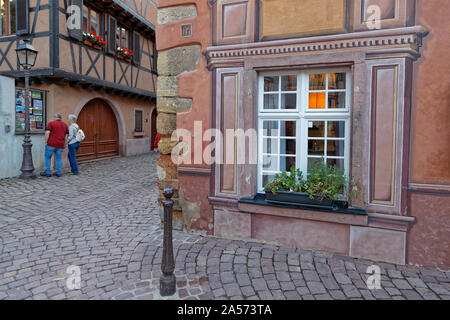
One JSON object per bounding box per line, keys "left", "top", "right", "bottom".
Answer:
{"left": 257, "top": 69, "right": 351, "bottom": 191}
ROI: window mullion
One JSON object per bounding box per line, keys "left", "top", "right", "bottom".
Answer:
{"left": 325, "top": 73, "right": 329, "bottom": 110}
{"left": 277, "top": 120, "right": 281, "bottom": 173}
{"left": 257, "top": 119, "right": 262, "bottom": 191}
{"left": 278, "top": 76, "right": 281, "bottom": 111}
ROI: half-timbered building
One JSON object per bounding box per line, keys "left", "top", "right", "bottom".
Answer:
{"left": 0, "top": 0, "right": 157, "bottom": 177}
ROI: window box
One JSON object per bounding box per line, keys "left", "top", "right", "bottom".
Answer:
{"left": 83, "top": 39, "right": 104, "bottom": 51}
{"left": 83, "top": 39, "right": 93, "bottom": 47}
{"left": 265, "top": 190, "right": 348, "bottom": 211}
{"left": 116, "top": 54, "right": 132, "bottom": 63}
{"left": 263, "top": 160, "right": 352, "bottom": 211}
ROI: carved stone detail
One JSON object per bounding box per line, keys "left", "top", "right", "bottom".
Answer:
{"left": 205, "top": 26, "right": 428, "bottom": 68}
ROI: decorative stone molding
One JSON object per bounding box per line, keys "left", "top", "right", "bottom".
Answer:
{"left": 205, "top": 26, "right": 429, "bottom": 68}
{"left": 158, "top": 5, "right": 198, "bottom": 25}
{"left": 368, "top": 213, "right": 416, "bottom": 232}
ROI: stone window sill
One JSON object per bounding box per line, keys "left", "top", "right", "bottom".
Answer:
{"left": 133, "top": 131, "right": 144, "bottom": 137}
{"left": 238, "top": 193, "right": 368, "bottom": 226}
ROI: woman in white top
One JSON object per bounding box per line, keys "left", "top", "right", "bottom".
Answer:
{"left": 67, "top": 114, "right": 80, "bottom": 175}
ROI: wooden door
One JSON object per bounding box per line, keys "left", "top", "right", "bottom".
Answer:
{"left": 77, "top": 99, "right": 119, "bottom": 161}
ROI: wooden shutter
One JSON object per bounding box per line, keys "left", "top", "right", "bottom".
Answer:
{"left": 68, "top": 0, "right": 83, "bottom": 41}
{"left": 132, "top": 31, "right": 140, "bottom": 64}
{"left": 15, "top": 0, "right": 30, "bottom": 35}
{"left": 107, "top": 15, "right": 117, "bottom": 55}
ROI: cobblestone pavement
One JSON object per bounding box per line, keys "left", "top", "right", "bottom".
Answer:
{"left": 0, "top": 153, "right": 449, "bottom": 300}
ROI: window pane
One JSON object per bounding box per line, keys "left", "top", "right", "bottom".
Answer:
{"left": 262, "top": 138, "right": 278, "bottom": 154}
{"left": 122, "top": 28, "right": 128, "bottom": 48}
{"left": 328, "top": 92, "right": 346, "bottom": 109}
{"left": 9, "top": 0, "right": 14, "bottom": 34}
{"left": 90, "top": 11, "right": 99, "bottom": 35}
{"left": 308, "top": 140, "right": 324, "bottom": 156}
{"left": 309, "top": 92, "right": 326, "bottom": 109}
{"left": 308, "top": 121, "right": 325, "bottom": 137}
{"left": 116, "top": 26, "right": 121, "bottom": 47}
{"left": 280, "top": 156, "right": 296, "bottom": 171}
{"left": 0, "top": 0, "right": 5, "bottom": 35}
{"left": 135, "top": 110, "right": 143, "bottom": 132}
{"left": 263, "top": 156, "right": 278, "bottom": 171}
{"left": 280, "top": 139, "right": 296, "bottom": 155}
{"left": 327, "top": 121, "right": 345, "bottom": 138}
{"left": 281, "top": 93, "right": 296, "bottom": 110}
{"left": 262, "top": 173, "right": 276, "bottom": 187}
{"left": 263, "top": 94, "right": 278, "bottom": 110}
{"left": 0, "top": 0, "right": 4, "bottom": 35}
{"left": 308, "top": 158, "right": 323, "bottom": 171}
{"left": 281, "top": 75, "right": 296, "bottom": 91}
{"left": 327, "top": 159, "right": 345, "bottom": 172}
{"left": 327, "top": 140, "right": 345, "bottom": 157}
{"left": 264, "top": 76, "right": 278, "bottom": 92}
{"left": 82, "top": 6, "right": 88, "bottom": 33}
{"left": 309, "top": 74, "right": 326, "bottom": 90}
{"left": 280, "top": 121, "right": 296, "bottom": 137}
{"left": 328, "top": 73, "right": 346, "bottom": 90}
{"left": 262, "top": 121, "right": 278, "bottom": 137}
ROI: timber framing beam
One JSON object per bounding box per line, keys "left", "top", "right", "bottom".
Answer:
{"left": 2, "top": 68, "right": 155, "bottom": 99}
{"left": 87, "top": 0, "right": 155, "bottom": 35}
{"left": 69, "top": 81, "right": 81, "bottom": 88}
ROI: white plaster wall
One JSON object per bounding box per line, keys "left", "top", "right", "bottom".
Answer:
{"left": 0, "top": 76, "right": 46, "bottom": 179}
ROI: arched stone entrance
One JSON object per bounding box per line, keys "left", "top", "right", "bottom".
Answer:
{"left": 77, "top": 98, "right": 119, "bottom": 162}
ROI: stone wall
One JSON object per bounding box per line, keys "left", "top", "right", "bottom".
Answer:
{"left": 156, "top": 3, "right": 198, "bottom": 230}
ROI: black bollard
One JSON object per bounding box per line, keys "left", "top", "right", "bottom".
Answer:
{"left": 160, "top": 188, "right": 176, "bottom": 296}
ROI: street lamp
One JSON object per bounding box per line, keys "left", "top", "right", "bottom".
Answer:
{"left": 16, "top": 39, "right": 38, "bottom": 180}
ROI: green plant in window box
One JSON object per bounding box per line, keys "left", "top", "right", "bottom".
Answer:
{"left": 83, "top": 32, "right": 107, "bottom": 49}
{"left": 264, "top": 160, "right": 355, "bottom": 210}
{"left": 264, "top": 166, "right": 305, "bottom": 194}
{"left": 117, "top": 47, "right": 133, "bottom": 62}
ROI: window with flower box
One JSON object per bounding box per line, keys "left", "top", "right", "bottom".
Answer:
{"left": 81, "top": 4, "right": 106, "bottom": 49}
{"left": 116, "top": 25, "right": 133, "bottom": 60}
{"left": 257, "top": 69, "right": 351, "bottom": 191}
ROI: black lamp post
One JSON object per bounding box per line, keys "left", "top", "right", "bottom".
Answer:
{"left": 16, "top": 39, "right": 38, "bottom": 180}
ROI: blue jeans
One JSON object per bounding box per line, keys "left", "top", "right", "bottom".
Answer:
{"left": 68, "top": 142, "right": 80, "bottom": 174}
{"left": 44, "top": 145, "right": 63, "bottom": 175}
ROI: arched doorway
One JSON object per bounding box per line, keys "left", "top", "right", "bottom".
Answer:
{"left": 77, "top": 98, "right": 119, "bottom": 162}
{"left": 150, "top": 108, "right": 157, "bottom": 150}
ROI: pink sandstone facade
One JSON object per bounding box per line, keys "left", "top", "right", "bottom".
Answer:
{"left": 156, "top": 0, "right": 450, "bottom": 269}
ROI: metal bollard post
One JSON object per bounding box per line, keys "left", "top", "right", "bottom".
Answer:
{"left": 160, "top": 188, "right": 176, "bottom": 296}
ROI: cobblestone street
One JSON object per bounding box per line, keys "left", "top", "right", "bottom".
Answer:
{"left": 0, "top": 153, "right": 449, "bottom": 300}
